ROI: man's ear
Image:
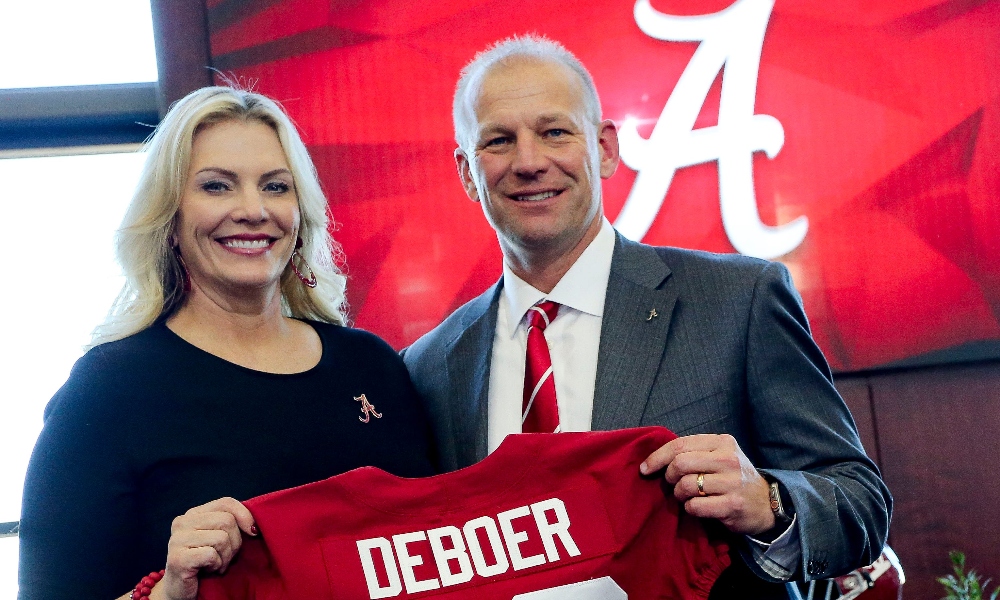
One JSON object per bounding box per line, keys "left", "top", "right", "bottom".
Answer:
{"left": 597, "top": 119, "right": 621, "bottom": 180}
{"left": 455, "top": 148, "right": 480, "bottom": 202}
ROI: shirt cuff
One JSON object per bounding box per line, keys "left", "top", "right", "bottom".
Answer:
{"left": 745, "top": 514, "right": 800, "bottom": 580}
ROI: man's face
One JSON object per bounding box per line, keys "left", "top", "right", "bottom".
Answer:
{"left": 457, "top": 59, "right": 619, "bottom": 265}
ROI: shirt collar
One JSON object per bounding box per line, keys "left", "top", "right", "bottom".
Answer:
{"left": 502, "top": 218, "right": 616, "bottom": 337}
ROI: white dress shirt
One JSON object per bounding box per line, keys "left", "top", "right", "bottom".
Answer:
{"left": 485, "top": 217, "right": 800, "bottom": 578}
{"left": 487, "top": 218, "right": 615, "bottom": 452}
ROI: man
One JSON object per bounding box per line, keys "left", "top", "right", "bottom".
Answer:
{"left": 403, "top": 36, "right": 890, "bottom": 597}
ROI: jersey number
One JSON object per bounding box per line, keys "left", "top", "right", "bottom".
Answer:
{"left": 512, "top": 576, "right": 627, "bottom": 599}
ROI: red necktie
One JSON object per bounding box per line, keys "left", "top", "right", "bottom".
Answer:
{"left": 522, "top": 301, "right": 560, "bottom": 433}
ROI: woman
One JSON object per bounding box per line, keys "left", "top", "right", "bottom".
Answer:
{"left": 18, "top": 86, "right": 437, "bottom": 600}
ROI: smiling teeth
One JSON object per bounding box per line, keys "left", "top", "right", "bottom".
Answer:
{"left": 516, "top": 191, "right": 557, "bottom": 201}
{"left": 224, "top": 239, "right": 270, "bottom": 249}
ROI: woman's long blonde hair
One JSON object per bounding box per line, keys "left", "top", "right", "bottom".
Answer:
{"left": 90, "top": 86, "right": 347, "bottom": 348}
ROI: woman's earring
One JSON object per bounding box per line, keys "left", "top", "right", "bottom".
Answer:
{"left": 290, "top": 237, "right": 317, "bottom": 288}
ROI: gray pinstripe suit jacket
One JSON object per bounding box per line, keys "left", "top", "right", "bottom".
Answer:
{"left": 402, "top": 232, "right": 891, "bottom": 586}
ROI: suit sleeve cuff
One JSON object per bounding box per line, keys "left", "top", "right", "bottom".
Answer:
{"left": 745, "top": 514, "right": 800, "bottom": 580}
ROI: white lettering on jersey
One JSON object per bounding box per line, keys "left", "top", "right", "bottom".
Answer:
{"left": 356, "top": 537, "right": 402, "bottom": 599}
{"left": 355, "top": 498, "right": 580, "bottom": 598}
{"left": 392, "top": 531, "right": 440, "bottom": 593}
{"left": 616, "top": 0, "right": 807, "bottom": 260}
{"left": 498, "top": 505, "right": 547, "bottom": 570}
{"left": 530, "top": 498, "right": 581, "bottom": 561}
{"left": 427, "top": 525, "right": 474, "bottom": 586}
{"left": 463, "top": 515, "right": 511, "bottom": 577}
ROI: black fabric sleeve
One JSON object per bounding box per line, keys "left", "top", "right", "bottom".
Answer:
{"left": 18, "top": 351, "right": 142, "bottom": 600}
{"left": 18, "top": 323, "right": 439, "bottom": 600}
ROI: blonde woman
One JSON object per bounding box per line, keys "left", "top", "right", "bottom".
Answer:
{"left": 18, "top": 87, "right": 436, "bottom": 600}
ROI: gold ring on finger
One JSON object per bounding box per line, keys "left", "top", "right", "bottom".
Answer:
{"left": 696, "top": 473, "right": 707, "bottom": 497}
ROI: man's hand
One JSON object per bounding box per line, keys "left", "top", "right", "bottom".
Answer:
{"left": 149, "top": 497, "right": 257, "bottom": 600}
{"left": 640, "top": 434, "right": 775, "bottom": 536}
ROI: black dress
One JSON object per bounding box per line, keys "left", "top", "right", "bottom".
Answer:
{"left": 18, "top": 321, "right": 437, "bottom": 600}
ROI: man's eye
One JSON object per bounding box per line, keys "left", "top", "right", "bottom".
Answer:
{"left": 545, "top": 129, "right": 568, "bottom": 138}
{"left": 484, "top": 136, "right": 510, "bottom": 147}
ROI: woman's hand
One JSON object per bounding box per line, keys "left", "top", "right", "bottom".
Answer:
{"left": 149, "top": 497, "right": 257, "bottom": 600}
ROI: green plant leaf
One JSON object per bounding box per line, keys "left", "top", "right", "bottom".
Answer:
{"left": 940, "top": 551, "right": 999, "bottom": 600}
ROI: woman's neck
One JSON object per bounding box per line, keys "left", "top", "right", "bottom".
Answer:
{"left": 169, "top": 280, "right": 285, "bottom": 333}
{"left": 165, "top": 284, "right": 321, "bottom": 374}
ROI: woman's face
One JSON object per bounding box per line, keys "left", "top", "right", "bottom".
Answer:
{"left": 174, "top": 119, "right": 300, "bottom": 301}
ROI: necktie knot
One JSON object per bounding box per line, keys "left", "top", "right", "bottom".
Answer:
{"left": 528, "top": 301, "right": 560, "bottom": 332}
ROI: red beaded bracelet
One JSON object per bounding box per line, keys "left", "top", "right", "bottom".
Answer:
{"left": 130, "top": 569, "right": 164, "bottom": 600}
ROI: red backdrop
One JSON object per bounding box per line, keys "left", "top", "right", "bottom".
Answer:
{"left": 206, "top": 0, "right": 1000, "bottom": 372}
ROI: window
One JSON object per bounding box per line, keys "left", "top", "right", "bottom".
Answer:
{"left": 0, "top": 0, "right": 157, "bottom": 90}
{"left": 0, "top": 2, "right": 158, "bottom": 596}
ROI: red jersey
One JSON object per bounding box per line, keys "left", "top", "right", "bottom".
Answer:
{"left": 197, "top": 427, "right": 730, "bottom": 600}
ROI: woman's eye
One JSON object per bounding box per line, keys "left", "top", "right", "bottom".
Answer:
{"left": 201, "top": 180, "right": 230, "bottom": 193}
{"left": 263, "top": 181, "right": 291, "bottom": 193}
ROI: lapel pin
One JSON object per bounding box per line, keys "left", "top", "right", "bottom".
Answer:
{"left": 355, "top": 394, "right": 383, "bottom": 423}
{"left": 647, "top": 308, "right": 659, "bottom": 321}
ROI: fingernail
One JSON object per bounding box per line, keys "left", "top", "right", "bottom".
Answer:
{"left": 639, "top": 462, "right": 649, "bottom": 475}
{"left": 249, "top": 524, "right": 258, "bottom": 536}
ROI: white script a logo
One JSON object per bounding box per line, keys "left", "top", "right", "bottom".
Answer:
{"left": 615, "top": 0, "right": 807, "bottom": 260}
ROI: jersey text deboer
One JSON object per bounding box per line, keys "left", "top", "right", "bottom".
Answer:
{"left": 197, "top": 427, "right": 730, "bottom": 600}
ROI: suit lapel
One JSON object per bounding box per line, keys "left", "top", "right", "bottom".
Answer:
{"left": 445, "top": 281, "right": 502, "bottom": 467}
{"left": 592, "top": 235, "right": 677, "bottom": 431}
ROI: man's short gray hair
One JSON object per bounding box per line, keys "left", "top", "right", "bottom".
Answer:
{"left": 452, "top": 35, "right": 602, "bottom": 153}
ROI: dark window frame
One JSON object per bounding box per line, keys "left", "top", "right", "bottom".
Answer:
{"left": 0, "top": 83, "right": 159, "bottom": 150}
{"left": 0, "top": 0, "right": 212, "bottom": 153}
